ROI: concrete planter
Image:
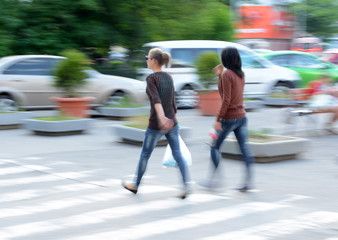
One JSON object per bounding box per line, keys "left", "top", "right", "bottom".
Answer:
{"left": 97, "top": 107, "right": 150, "bottom": 118}
{"left": 0, "top": 112, "right": 32, "bottom": 129}
{"left": 113, "top": 125, "right": 191, "bottom": 146}
{"left": 263, "top": 97, "right": 293, "bottom": 107}
{"left": 220, "top": 135, "right": 309, "bottom": 163}
{"left": 24, "top": 118, "right": 94, "bottom": 136}
{"left": 244, "top": 100, "right": 264, "bottom": 111}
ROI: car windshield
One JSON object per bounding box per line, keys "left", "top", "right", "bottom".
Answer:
{"left": 0, "top": 57, "right": 15, "bottom": 67}
{"left": 170, "top": 48, "right": 219, "bottom": 68}
{"left": 84, "top": 69, "right": 101, "bottom": 77}
{"left": 239, "top": 49, "right": 271, "bottom": 68}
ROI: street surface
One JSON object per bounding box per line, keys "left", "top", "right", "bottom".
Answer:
{"left": 0, "top": 107, "right": 337, "bottom": 240}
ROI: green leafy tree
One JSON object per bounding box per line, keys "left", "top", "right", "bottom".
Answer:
{"left": 290, "top": 0, "right": 338, "bottom": 38}
{"left": 0, "top": 0, "right": 235, "bottom": 56}
{"left": 0, "top": 0, "right": 23, "bottom": 56}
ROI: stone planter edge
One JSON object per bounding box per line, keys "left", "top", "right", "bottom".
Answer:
{"left": 263, "top": 97, "right": 294, "bottom": 106}
{"left": 0, "top": 112, "right": 33, "bottom": 129}
{"left": 23, "top": 118, "right": 94, "bottom": 136}
{"left": 113, "top": 125, "right": 191, "bottom": 145}
{"left": 97, "top": 106, "right": 150, "bottom": 118}
{"left": 244, "top": 100, "right": 264, "bottom": 111}
{"left": 220, "top": 135, "right": 309, "bottom": 163}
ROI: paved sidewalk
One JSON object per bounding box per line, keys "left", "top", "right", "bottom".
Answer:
{"left": 0, "top": 107, "right": 337, "bottom": 239}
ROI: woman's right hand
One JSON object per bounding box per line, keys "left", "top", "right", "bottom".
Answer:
{"left": 213, "top": 64, "right": 223, "bottom": 76}
{"left": 214, "top": 121, "right": 222, "bottom": 131}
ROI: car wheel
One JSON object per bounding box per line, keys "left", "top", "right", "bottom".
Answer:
{"left": 0, "top": 94, "right": 19, "bottom": 112}
{"left": 106, "top": 91, "right": 125, "bottom": 106}
{"left": 175, "top": 85, "right": 198, "bottom": 109}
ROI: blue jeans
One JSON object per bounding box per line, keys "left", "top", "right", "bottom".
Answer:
{"left": 210, "top": 117, "right": 254, "bottom": 185}
{"left": 134, "top": 125, "right": 190, "bottom": 189}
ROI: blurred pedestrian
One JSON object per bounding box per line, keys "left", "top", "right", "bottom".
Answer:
{"left": 199, "top": 47, "right": 254, "bottom": 192}
{"left": 122, "top": 48, "right": 191, "bottom": 199}
{"left": 309, "top": 74, "right": 338, "bottom": 134}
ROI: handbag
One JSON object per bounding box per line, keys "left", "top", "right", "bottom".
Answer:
{"left": 162, "top": 136, "right": 192, "bottom": 167}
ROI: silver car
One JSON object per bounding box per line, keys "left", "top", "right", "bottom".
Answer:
{"left": 138, "top": 40, "right": 301, "bottom": 108}
{"left": 0, "top": 55, "right": 146, "bottom": 110}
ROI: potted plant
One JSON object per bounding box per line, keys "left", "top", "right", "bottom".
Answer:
{"left": 220, "top": 128, "right": 309, "bottom": 163}
{"left": 97, "top": 95, "right": 149, "bottom": 119}
{"left": 23, "top": 49, "right": 95, "bottom": 135}
{"left": 113, "top": 115, "right": 191, "bottom": 145}
{"left": 195, "top": 52, "right": 221, "bottom": 116}
{"left": 52, "top": 49, "right": 94, "bottom": 118}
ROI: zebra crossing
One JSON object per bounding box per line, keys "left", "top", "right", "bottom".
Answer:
{"left": 0, "top": 158, "right": 337, "bottom": 240}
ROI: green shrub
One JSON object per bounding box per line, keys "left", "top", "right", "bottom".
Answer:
{"left": 195, "top": 52, "right": 220, "bottom": 89}
{"left": 53, "top": 49, "right": 90, "bottom": 97}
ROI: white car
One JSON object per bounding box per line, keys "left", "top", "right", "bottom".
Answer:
{"left": 138, "top": 40, "right": 301, "bottom": 108}
{"left": 0, "top": 55, "right": 146, "bottom": 110}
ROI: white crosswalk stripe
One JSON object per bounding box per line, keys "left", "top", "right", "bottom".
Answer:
{"left": 0, "top": 193, "right": 223, "bottom": 239}
{"left": 0, "top": 160, "right": 337, "bottom": 240}
{"left": 0, "top": 185, "right": 182, "bottom": 219}
{"left": 202, "top": 211, "right": 338, "bottom": 240}
{"left": 66, "top": 201, "right": 291, "bottom": 240}
{"left": 0, "top": 171, "right": 90, "bottom": 187}
{"left": 0, "top": 166, "right": 36, "bottom": 176}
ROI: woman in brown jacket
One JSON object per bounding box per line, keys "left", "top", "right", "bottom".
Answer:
{"left": 201, "top": 47, "right": 254, "bottom": 192}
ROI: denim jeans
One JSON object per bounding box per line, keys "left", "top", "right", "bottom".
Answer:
{"left": 210, "top": 117, "right": 254, "bottom": 185}
{"left": 134, "top": 125, "right": 190, "bottom": 189}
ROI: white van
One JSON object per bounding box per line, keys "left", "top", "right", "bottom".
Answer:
{"left": 138, "top": 40, "right": 301, "bottom": 108}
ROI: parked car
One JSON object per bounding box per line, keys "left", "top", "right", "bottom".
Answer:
{"left": 321, "top": 49, "right": 338, "bottom": 65}
{"left": 0, "top": 55, "right": 146, "bottom": 110}
{"left": 291, "top": 37, "right": 323, "bottom": 54}
{"left": 252, "top": 49, "right": 273, "bottom": 54}
{"left": 137, "top": 40, "right": 301, "bottom": 108}
{"left": 260, "top": 51, "right": 338, "bottom": 87}
{"left": 108, "top": 51, "right": 129, "bottom": 62}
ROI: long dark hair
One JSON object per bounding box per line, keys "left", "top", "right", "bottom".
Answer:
{"left": 221, "top": 47, "right": 244, "bottom": 78}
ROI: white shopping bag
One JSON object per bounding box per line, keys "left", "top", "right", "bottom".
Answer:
{"left": 162, "top": 136, "right": 192, "bottom": 167}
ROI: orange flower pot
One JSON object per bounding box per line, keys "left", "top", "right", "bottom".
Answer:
{"left": 52, "top": 97, "right": 95, "bottom": 118}
{"left": 197, "top": 90, "right": 221, "bottom": 116}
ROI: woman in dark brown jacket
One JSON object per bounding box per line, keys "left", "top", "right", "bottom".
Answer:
{"left": 123, "top": 48, "right": 190, "bottom": 199}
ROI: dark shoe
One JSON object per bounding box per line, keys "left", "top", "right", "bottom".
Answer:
{"left": 236, "top": 185, "right": 251, "bottom": 192}
{"left": 177, "top": 189, "right": 190, "bottom": 199}
{"left": 122, "top": 182, "right": 138, "bottom": 194}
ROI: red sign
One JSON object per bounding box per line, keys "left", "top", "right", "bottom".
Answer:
{"left": 235, "top": 6, "right": 294, "bottom": 39}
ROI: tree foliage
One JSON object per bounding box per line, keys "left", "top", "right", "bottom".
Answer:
{"left": 0, "top": 0, "right": 233, "bottom": 56}
{"left": 290, "top": 0, "right": 338, "bottom": 38}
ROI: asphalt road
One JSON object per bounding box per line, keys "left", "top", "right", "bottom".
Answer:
{"left": 0, "top": 107, "right": 337, "bottom": 240}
